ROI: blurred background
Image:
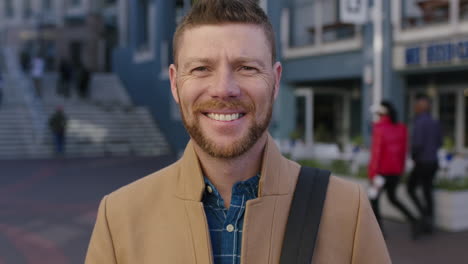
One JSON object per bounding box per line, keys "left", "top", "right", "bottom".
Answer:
{"left": 0, "top": 0, "right": 467, "bottom": 263}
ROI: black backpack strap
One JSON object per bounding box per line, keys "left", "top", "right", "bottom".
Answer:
{"left": 280, "top": 166, "right": 331, "bottom": 264}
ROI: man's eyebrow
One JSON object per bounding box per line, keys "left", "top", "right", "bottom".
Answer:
{"left": 233, "top": 57, "right": 266, "bottom": 68}
{"left": 183, "top": 58, "right": 215, "bottom": 69}
{"left": 182, "top": 57, "right": 267, "bottom": 69}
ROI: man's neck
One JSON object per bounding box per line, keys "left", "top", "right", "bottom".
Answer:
{"left": 193, "top": 134, "right": 268, "bottom": 208}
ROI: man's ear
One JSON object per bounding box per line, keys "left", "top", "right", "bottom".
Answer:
{"left": 169, "top": 64, "right": 179, "bottom": 104}
{"left": 273, "top": 62, "right": 282, "bottom": 100}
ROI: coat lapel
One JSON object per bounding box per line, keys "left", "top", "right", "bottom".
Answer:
{"left": 175, "top": 141, "right": 213, "bottom": 264}
{"left": 241, "top": 135, "right": 300, "bottom": 264}
{"left": 184, "top": 200, "right": 214, "bottom": 264}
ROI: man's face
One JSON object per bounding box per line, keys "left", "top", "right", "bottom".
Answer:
{"left": 169, "top": 24, "right": 282, "bottom": 159}
{"left": 414, "top": 99, "right": 429, "bottom": 114}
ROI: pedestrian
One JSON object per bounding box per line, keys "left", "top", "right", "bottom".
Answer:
{"left": 407, "top": 94, "right": 442, "bottom": 234}
{"left": 57, "top": 59, "right": 72, "bottom": 98}
{"left": 20, "top": 50, "right": 31, "bottom": 74}
{"left": 85, "top": 1, "right": 390, "bottom": 263}
{"left": 76, "top": 61, "right": 90, "bottom": 99}
{"left": 368, "top": 101, "right": 420, "bottom": 239}
{"left": 0, "top": 69, "right": 3, "bottom": 108}
{"left": 48, "top": 106, "right": 67, "bottom": 155}
{"left": 30, "top": 55, "right": 45, "bottom": 98}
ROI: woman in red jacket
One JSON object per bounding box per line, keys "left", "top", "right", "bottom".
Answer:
{"left": 369, "top": 101, "right": 419, "bottom": 239}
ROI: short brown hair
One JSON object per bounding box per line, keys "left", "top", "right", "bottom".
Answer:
{"left": 173, "top": 0, "right": 276, "bottom": 65}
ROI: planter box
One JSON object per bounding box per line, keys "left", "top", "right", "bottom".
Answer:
{"left": 344, "top": 177, "right": 468, "bottom": 232}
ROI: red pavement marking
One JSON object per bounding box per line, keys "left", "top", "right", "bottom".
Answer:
{"left": 0, "top": 166, "right": 57, "bottom": 197}
{"left": 0, "top": 223, "right": 69, "bottom": 264}
{"left": 0, "top": 202, "right": 97, "bottom": 217}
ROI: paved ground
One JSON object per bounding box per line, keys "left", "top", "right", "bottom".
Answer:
{"left": 0, "top": 156, "right": 467, "bottom": 263}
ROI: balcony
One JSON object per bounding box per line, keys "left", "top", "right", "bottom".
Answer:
{"left": 290, "top": 0, "right": 357, "bottom": 48}
{"left": 402, "top": 0, "right": 468, "bottom": 29}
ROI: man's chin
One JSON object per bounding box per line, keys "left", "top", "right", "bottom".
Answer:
{"left": 199, "top": 139, "right": 250, "bottom": 159}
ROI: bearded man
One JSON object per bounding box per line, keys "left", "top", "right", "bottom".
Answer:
{"left": 85, "top": 0, "right": 390, "bottom": 263}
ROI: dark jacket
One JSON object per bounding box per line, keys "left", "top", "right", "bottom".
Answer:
{"left": 48, "top": 110, "right": 67, "bottom": 135}
{"left": 411, "top": 112, "right": 442, "bottom": 162}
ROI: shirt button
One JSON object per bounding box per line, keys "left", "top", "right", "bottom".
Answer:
{"left": 226, "top": 224, "right": 235, "bottom": 232}
{"left": 206, "top": 185, "right": 213, "bottom": 194}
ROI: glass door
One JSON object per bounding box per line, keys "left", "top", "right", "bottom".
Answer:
{"left": 438, "top": 91, "right": 457, "bottom": 152}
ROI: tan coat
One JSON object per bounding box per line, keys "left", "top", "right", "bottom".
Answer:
{"left": 85, "top": 136, "right": 391, "bottom": 263}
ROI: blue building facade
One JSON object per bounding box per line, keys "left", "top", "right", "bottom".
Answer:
{"left": 114, "top": 0, "right": 468, "bottom": 155}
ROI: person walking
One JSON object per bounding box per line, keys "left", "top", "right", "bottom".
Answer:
{"left": 57, "top": 59, "right": 72, "bottom": 98}
{"left": 30, "top": 55, "right": 45, "bottom": 98}
{"left": 368, "top": 101, "right": 419, "bottom": 239}
{"left": 0, "top": 69, "right": 3, "bottom": 108}
{"left": 76, "top": 61, "right": 90, "bottom": 99}
{"left": 48, "top": 106, "right": 67, "bottom": 155}
{"left": 85, "top": 1, "right": 390, "bottom": 263}
{"left": 20, "top": 50, "right": 31, "bottom": 74}
{"left": 407, "top": 95, "right": 442, "bottom": 234}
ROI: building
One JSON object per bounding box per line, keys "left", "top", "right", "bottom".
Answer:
{"left": 113, "top": 0, "right": 468, "bottom": 156}
{"left": 392, "top": 0, "right": 468, "bottom": 154}
{"left": 0, "top": 0, "right": 118, "bottom": 72}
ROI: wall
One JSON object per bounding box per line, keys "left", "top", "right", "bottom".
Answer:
{"left": 113, "top": 0, "right": 187, "bottom": 154}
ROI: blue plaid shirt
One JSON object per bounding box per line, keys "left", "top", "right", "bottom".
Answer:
{"left": 202, "top": 175, "right": 260, "bottom": 264}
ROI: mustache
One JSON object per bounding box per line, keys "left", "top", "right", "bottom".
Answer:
{"left": 193, "top": 99, "right": 255, "bottom": 113}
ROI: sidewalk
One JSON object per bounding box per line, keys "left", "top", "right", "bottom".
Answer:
{"left": 0, "top": 157, "right": 467, "bottom": 263}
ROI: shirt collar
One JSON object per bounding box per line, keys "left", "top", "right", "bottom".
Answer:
{"left": 202, "top": 175, "right": 260, "bottom": 205}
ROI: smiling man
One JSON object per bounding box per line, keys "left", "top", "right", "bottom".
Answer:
{"left": 85, "top": 0, "right": 390, "bottom": 263}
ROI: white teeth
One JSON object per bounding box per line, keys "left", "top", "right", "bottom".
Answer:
{"left": 207, "top": 113, "right": 242, "bottom": 121}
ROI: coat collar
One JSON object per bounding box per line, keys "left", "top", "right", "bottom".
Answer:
{"left": 175, "top": 134, "right": 292, "bottom": 201}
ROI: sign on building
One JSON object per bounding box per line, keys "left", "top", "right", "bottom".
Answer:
{"left": 405, "top": 40, "right": 468, "bottom": 67}
{"left": 340, "top": 0, "right": 368, "bottom": 25}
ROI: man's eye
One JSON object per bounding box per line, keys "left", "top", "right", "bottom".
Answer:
{"left": 192, "top": 66, "right": 208, "bottom": 72}
{"left": 240, "top": 66, "right": 257, "bottom": 71}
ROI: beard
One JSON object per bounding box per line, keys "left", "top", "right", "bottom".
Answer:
{"left": 179, "top": 94, "right": 274, "bottom": 159}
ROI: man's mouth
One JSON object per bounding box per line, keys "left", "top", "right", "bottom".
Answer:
{"left": 205, "top": 113, "right": 245, "bottom": 122}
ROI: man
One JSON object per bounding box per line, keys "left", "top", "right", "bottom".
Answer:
{"left": 0, "top": 68, "right": 3, "bottom": 108}
{"left": 407, "top": 95, "right": 442, "bottom": 233}
{"left": 48, "top": 106, "right": 67, "bottom": 155}
{"left": 85, "top": 0, "right": 390, "bottom": 263}
{"left": 30, "top": 54, "right": 45, "bottom": 98}
{"left": 57, "top": 59, "right": 72, "bottom": 98}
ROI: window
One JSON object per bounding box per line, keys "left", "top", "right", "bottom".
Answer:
{"left": 137, "top": 0, "right": 151, "bottom": 51}
{"left": 460, "top": 0, "right": 468, "bottom": 20}
{"left": 290, "top": 0, "right": 356, "bottom": 47}
{"left": 294, "top": 96, "right": 306, "bottom": 142}
{"left": 291, "top": 0, "right": 316, "bottom": 47}
{"left": 439, "top": 92, "right": 456, "bottom": 150}
{"left": 43, "top": 0, "right": 52, "bottom": 10}
{"left": 23, "top": 0, "right": 33, "bottom": 19}
{"left": 133, "top": 0, "right": 155, "bottom": 62}
{"left": 321, "top": 0, "right": 355, "bottom": 43}
{"left": 71, "top": 0, "right": 81, "bottom": 7}
{"left": 402, "top": 0, "right": 451, "bottom": 29}
{"left": 5, "top": 0, "right": 14, "bottom": 18}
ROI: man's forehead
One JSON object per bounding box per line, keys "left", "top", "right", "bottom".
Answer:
{"left": 177, "top": 23, "right": 271, "bottom": 65}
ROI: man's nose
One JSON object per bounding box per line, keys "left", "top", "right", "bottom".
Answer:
{"left": 209, "top": 68, "right": 240, "bottom": 99}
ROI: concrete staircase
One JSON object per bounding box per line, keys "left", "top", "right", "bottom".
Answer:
{"left": 0, "top": 48, "right": 171, "bottom": 159}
